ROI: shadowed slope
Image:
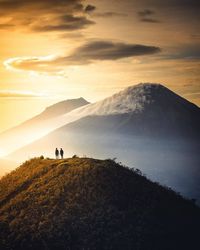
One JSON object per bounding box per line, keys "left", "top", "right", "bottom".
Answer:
{"left": 0, "top": 157, "right": 199, "bottom": 250}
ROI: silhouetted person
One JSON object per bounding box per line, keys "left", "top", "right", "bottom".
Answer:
{"left": 55, "top": 148, "right": 59, "bottom": 159}
{"left": 60, "top": 148, "right": 64, "bottom": 159}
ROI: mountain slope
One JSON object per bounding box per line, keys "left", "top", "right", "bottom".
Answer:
{"left": 0, "top": 157, "right": 199, "bottom": 250}
{"left": 29, "top": 97, "right": 89, "bottom": 121}
{"left": 0, "top": 98, "right": 89, "bottom": 158}
{"left": 53, "top": 83, "right": 200, "bottom": 136}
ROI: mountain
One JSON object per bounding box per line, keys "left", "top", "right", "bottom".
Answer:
{"left": 51, "top": 83, "right": 200, "bottom": 138}
{"left": 0, "top": 97, "right": 89, "bottom": 159}
{"left": 29, "top": 97, "right": 89, "bottom": 121}
{"left": 10, "top": 83, "right": 200, "bottom": 203}
{"left": 0, "top": 157, "right": 199, "bottom": 250}
{"left": 72, "top": 83, "right": 200, "bottom": 137}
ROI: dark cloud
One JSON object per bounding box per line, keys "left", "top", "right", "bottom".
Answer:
{"left": 138, "top": 9, "right": 155, "bottom": 17}
{"left": 0, "top": 0, "right": 95, "bottom": 32}
{"left": 140, "top": 18, "right": 160, "bottom": 23}
{"left": 138, "top": 9, "right": 160, "bottom": 23}
{"left": 84, "top": 4, "right": 96, "bottom": 13}
{"left": 94, "top": 12, "right": 126, "bottom": 18}
{"left": 135, "top": 0, "right": 200, "bottom": 21}
{"left": 32, "top": 15, "right": 95, "bottom": 32}
{"left": 5, "top": 40, "right": 161, "bottom": 76}
{"left": 136, "top": 0, "right": 200, "bottom": 8}
{"left": 67, "top": 41, "right": 161, "bottom": 62}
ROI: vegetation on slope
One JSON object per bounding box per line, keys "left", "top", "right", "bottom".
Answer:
{"left": 0, "top": 157, "right": 200, "bottom": 250}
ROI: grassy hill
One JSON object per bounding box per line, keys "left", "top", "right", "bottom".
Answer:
{"left": 0, "top": 157, "right": 200, "bottom": 250}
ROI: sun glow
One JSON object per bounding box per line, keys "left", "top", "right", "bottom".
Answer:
{"left": 0, "top": 148, "right": 6, "bottom": 158}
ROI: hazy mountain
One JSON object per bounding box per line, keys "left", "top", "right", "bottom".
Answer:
{"left": 10, "top": 83, "right": 200, "bottom": 203}
{"left": 29, "top": 97, "right": 89, "bottom": 121}
{"left": 59, "top": 83, "right": 200, "bottom": 138}
{"left": 0, "top": 97, "right": 89, "bottom": 159}
{"left": 51, "top": 83, "right": 200, "bottom": 138}
{"left": 0, "top": 157, "right": 199, "bottom": 250}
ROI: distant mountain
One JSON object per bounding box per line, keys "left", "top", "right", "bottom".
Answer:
{"left": 29, "top": 97, "right": 89, "bottom": 121}
{"left": 55, "top": 83, "right": 200, "bottom": 138}
{"left": 0, "top": 97, "right": 89, "bottom": 158}
{"left": 11, "top": 83, "right": 200, "bottom": 203}
{"left": 0, "top": 157, "right": 199, "bottom": 250}
{"left": 50, "top": 83, "right": 200, "bottom": 136}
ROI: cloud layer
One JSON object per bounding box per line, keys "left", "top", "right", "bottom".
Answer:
{"left": 4, "top": 40, "right": 161, "bottom": 75}
{"left": 138, "top": 9, "right": 160, "bottom": 23}
{"left": 0, "top": 0, "right": 94, "bottom": 32}
{"left": 0, "top": 90, "right": 47, "bottom": 98}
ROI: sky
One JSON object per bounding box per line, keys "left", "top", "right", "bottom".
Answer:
{"left": 0, "top": 0, "right": 200, "bottom": 133}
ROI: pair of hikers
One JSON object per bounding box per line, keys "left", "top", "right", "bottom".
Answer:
{"left": 55, "top": 148, "right": 64, "bottom": 159}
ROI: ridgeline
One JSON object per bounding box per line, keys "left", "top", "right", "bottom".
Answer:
{"left": 0, "top": 157, "right": 200, "bottom": 250}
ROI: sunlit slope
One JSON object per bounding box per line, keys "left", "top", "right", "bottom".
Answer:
{"left": 0, "top": 157, "right": 200, "bottom": 250}
{"left": 0, "top": 98, "right": 89, "bottom": 157}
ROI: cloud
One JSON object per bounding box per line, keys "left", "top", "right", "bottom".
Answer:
{"left": 162, "top": 45, "right": 200, "bottom": 60}
{"left": 84, "top": 3, "right": 125, "bottom": 18}
{"left": 138, "top": 9, "right": 155, "bottom": 17}
{"left": 4, "top": 40, "right": 161, "bottom": 76}
{"left": 94, "top": 12, "right": 126, "bottom": 18}
{"left": 138, "top": 9, "right": 160, "bottom": 23}
{"left": 0, "top": 90, "right": 48, "bottom": 98}
{"left": 0, "top": 0, "right": 95, "bottom": 32}
{"left": 135, "top": 0, "right": 200, "bottom": 8}
{"left": 134, "top": 0, "right": 199, "bottom": 22}
{"left": 140, "top": 18, "right": 160, "bottom": 23}
{"left": 67, "top": 41, "right": 161, "bottom": 62}
{"left": 32, "top": 15, "right": 95, "bottom": 32}
{"left": 0, "top": 23, "right": 15, "bottom": 29}
{"left": 84, "top": 4, "right": 96, "bottom": 13}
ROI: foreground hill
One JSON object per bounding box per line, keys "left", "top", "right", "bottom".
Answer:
{"left": 0, "top": 157, "right": 199, "bottom": 250}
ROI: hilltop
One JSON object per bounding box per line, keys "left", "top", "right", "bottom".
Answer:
{"left": 0, "top": 157, "right": 200, "bottom": 250}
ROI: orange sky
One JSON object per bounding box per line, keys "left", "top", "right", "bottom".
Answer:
{"left": 0, "top": 0, "right": 199, "bottom": 132}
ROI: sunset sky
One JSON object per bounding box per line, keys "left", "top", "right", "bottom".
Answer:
{"left": 0, "top": 0, "right": 199, "bottom": 133}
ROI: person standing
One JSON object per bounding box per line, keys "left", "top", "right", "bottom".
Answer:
{"left": 55, "top": 148, "right": 59, "bottom": 159}
{"left": 60, "top": 148, "right": 64, "bottom": 159}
